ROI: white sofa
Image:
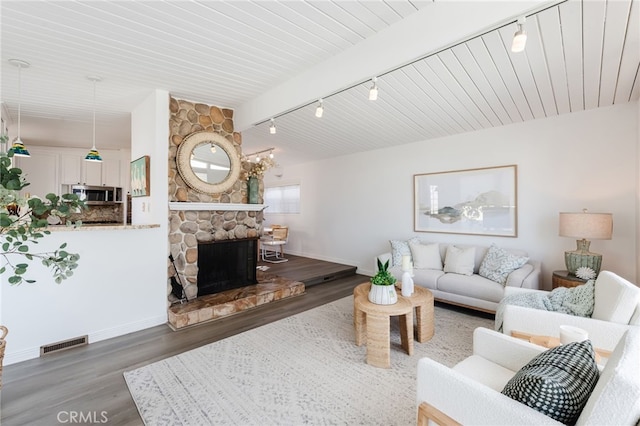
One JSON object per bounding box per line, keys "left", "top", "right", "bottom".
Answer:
{"left": 377, "top": 243, "right": 541, "bottom": 313}
{"left": 417, "top": 327, "right": 640, "bottom": 425}
{"left": 501, "top": 270, "right": 640, "bottom": 352}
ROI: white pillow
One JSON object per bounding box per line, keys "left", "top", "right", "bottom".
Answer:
{"left": 592, "top": 271, "right": 640, "bottom": 324}
{"left": 409, "top": 242, "right": 442, "bottom": 270}
{"left": 443, "top": 245, "right": 475, "bottom": 276}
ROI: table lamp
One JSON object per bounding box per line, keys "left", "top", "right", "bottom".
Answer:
{"left": 559, "top": 209, "right": 613, "bottom": 276}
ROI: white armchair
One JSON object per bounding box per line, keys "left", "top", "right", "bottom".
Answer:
{"left": 501, "top": 271, "right": 640, "bottom": 352}
{"left": 416, "top": 327, "right": 640, "bottom": 425}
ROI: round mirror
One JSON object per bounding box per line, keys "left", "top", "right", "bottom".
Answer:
{"left": 176, "top": 132, "right": 241, "bottom": 194}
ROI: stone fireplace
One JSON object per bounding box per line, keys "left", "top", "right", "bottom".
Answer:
{"left": 168, "top": 96, "right": 263, "bottom": 301}
{"left": 166, "top": 97, "right": 304, "bottom": 330}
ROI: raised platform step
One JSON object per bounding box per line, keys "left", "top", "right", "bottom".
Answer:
{"left": 167, "top": 255, "right": 356, "bottom": 330}
{"left": 168, "top": 277, "right": 304, "bottom": 330}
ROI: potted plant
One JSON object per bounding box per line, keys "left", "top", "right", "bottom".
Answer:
{"left": 369, "top": 258, "right": 398, "bottom": 305}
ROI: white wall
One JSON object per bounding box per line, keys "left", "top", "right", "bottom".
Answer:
{"left": 1, "top": 227, "right": 167, "bottom": 365}
{"left": 265, "top": 102, "right": 639, "bottom": 289}
{"left": 1, "top": 89, "right": 170, "bottom": 365}
{"left": 130, "top": 89, "right": 170, "bottom": 225}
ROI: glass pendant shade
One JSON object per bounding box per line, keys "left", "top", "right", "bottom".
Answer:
{"left": 85, "top": 148, "right": 102, "bottom": 162}
{"left": 9, "top": 138, "right": 30, "bottom": 157}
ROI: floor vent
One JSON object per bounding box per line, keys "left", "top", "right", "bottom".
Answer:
{"left": 40, "top": 335, "right": 88, "bottom": 356}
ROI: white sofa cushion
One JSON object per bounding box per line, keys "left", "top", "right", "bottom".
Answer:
{"left": 437, "top": 274, "right": 505, "bottom": 303}
{"left": 454, "top": 355, "right": 515, "bottom": 392}
{"left": 592, "top": 271, "right": 640, "bottom": 324}
{"left": 479, "top": 244, "right": 529, "bottom": 285}
{"left": 443, "top": 245, "right": 475, "bottom": 275}
{"left": 409, "top": 242, "right": 442, "bottom": 270}
{"left": 576, "top": 328, "right": 640, "bottom": 425}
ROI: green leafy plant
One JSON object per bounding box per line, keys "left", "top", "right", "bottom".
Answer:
{"left": 371, "top": 258, "right": 397, "bottom": 286}
{"left": 0, "top": 148, "right": 87, "bottom": 284}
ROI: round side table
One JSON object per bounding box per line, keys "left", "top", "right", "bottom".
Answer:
{"left": 552, "top": 270, "right": 588, "bottom": 288}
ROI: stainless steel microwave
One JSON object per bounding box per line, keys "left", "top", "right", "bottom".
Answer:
{"left": 68, "top": 185, "right": 123, "bottom": 205}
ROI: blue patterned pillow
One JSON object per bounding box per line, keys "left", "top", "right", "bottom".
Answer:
{"left": 479, "top": 244, "right": 528, "bottom": 285}
{"left": 502, "top": 340, "right": 599, "bottom": 424}
{"left": 389, "top": 237, "right": 419, "bottom": 267}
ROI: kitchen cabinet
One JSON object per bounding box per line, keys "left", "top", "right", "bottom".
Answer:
{"left": 14, "top": 149, "right": 60, "bottom": 198}
{"left": 59, "top": 152, "right": 122, "bottom": 187}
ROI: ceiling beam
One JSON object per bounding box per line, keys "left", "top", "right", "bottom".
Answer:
{"left": 234, "top": 0, "right": 561, "bottom": 131}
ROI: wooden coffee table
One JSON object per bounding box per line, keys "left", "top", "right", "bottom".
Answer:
{"left": 401, "top": 285, "right": 435, "bottom": 343}
{"left": 354, "top": 291, "right": 413, "bottom": 368}
{"left": 353, "top": 283, "right": 435, "bottom": 343}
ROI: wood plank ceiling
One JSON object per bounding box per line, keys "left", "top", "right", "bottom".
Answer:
{"left": 1, "top": 0, "right": 638, "bottom": 167}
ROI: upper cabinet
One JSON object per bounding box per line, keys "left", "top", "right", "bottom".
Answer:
{"left": 13, "top": 146, "right": 130, "bottom": 198}
{"left": 14, "top": 148, "right": 60, "bottom": 198}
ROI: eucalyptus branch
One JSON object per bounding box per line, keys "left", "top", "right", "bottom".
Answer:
{"left": 0, "top": 151, "right": 86, "bottom": 285}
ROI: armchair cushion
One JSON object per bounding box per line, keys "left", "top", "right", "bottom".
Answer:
{"left": 592, "top": 271, "right": 640, "bottom": 324}
{"left": 501, "top": 340, "right": 599, "bottom": 425}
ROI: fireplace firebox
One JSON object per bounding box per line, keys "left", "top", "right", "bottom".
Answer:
{"left": 197, "top": 237, "right": 258, "bottom": 297}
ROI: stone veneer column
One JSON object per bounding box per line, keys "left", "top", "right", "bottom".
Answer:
{"left": 168, "top": 96, "right": 263, "bottom": 301}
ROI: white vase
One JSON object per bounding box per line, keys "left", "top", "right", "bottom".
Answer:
{"left": 368, "top": 283, "right": 398, "bottom": 305}
{"left": 401, "top": 271, "right": 414, "bottom": 297}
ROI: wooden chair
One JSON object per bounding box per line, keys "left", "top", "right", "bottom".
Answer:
{"left": 260, "top": 226, "right": 289, "bottom": 263}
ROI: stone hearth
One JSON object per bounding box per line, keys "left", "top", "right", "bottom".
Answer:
{"left": 167, "top": 276, "right": 305, "bottom": 329}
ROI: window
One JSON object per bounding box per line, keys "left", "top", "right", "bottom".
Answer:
{"left": 264, "top": 184, "right": 300, "bottom": 214}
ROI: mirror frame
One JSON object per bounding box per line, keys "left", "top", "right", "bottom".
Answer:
{"left": 176, "top": 131, "right": 241, "bottom": 194}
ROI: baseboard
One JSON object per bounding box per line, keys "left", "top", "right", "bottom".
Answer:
{"left": 4, "top": 314, "right": 167, "bottom": 366}
{"left": 89, "top": 314, "right": 168, "bottom": 343}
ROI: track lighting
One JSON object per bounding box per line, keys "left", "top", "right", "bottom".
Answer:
{"left": 245, "top": 148, "right": 276, "bottom": 163}
{"left": 369, "top": 77, "right": 379, "bottom": 101}
{"left": 511, "top": 17, "right": 527, "bottom": 53}
{"left": 269, "top": 118, "right": 276, "bottom": 134}
{"left": 210, "top": 143, "right": 217, "bottom": 154}
{"left": 8, "top": 59, "right": 31, "bottom": 157}
{"left": 85, "top": 76, "right": 103, "bottom": 162}
{"left": 315, "top": 99, "right": 324, "bottom": 118}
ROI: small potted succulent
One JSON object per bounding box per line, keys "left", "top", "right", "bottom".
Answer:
{"left": 369, "top": 258, "right": 398, "bottom": 305}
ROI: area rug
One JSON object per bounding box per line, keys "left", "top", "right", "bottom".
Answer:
{"left": 124, "top": 296, "right": 493, "bottom": 425}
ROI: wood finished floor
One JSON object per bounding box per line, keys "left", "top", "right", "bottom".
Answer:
{"left": 1, "top": 255, "right": 366, "bottom": 426}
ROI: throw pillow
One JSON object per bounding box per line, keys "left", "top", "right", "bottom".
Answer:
{"left": 409, "top": 242, "right": 442, "bottom": 270}
{"left": 443, "top": 245, "right": 475, "bottom": 276}
{"left": 389, "top": 237, "right": 419, "bottom": 267}
{"left": 501, "top": 340, "right": 600, "bottom": 425}
{"left": 479, "top": 244, "right": 529, "bottom": 285}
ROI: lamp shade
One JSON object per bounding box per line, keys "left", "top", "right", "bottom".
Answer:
{"left": 559, "top": 212, "right": 613, "bottom": 240}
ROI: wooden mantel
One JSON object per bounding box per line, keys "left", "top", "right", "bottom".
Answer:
{"left": 168, "top": 202, "right": 267, "bottom": 211}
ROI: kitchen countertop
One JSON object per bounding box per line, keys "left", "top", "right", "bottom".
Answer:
{"left": 46, "top": 223, "right": 160, "bottom": 232}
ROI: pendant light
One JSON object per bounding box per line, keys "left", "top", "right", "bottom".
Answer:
{"left": 8, "top": 59, "right": 31, "bottom": 157}
{"left": 368, "top": 77, "right": 379, "bottom": 101}
{"left": 85, "top": 76, "right": 102, "bottom": 162}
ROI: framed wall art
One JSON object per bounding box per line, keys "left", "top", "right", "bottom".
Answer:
{"left": 414, "top": 165, "right": 517, "bottom": 237}
{"left": 131, "top": 155, "right": 150, "bottom": 197}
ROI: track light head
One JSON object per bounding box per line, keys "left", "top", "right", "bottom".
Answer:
{"left": 511, "top": 17, "right": 527, "bottom": 52}
{"left": 369, "top": 77, "right": 378, "bottom": 101}
{"left": 269, "top": 118, "right": 276, "bottom": 134}
{"left": 269, "top": 150, "right": 274, "bottom": 159}
{"left": 315, "top": 99, "right": 324, "bottom": 118}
